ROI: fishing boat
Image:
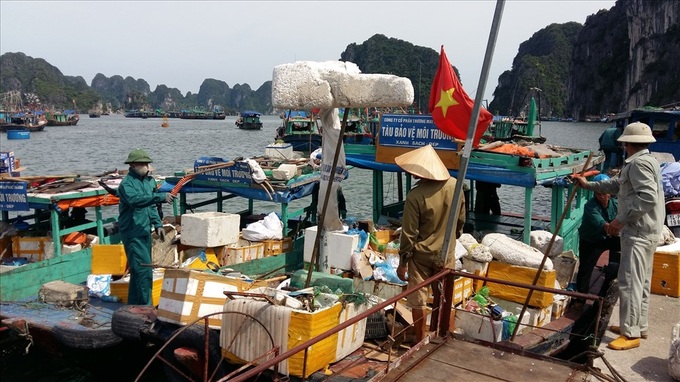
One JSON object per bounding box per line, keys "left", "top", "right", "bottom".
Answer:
{"left": 46, "top": 110, "right": 80, "bottom": 126}
{"left": 235, "top": 110, "right": 263, "bottom": 130}
{"left": 607, "top": 106, "right": 680, "bottom": 160}
{"left": 0, "top": 112, "right": 48, "bottom": 132}
{"left": 275, "top": 110, "right": 322, "bottom": 153}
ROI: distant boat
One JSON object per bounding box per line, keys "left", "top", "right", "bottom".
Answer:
{"left": 161, "top": 115, "right": 169, "bottom": 128}
{"left": 607, "top": 107, "right": 680, "bottom": 160}
{"left": 235, "top": 110, "right": 263, "bottom": 130}
{"left": 275, "top": 110, "right": 322, "bottom": 153}
{"left": 89, "top": 112, "right": 101, "bottom": 118}
{"left": 46, "top": 110, "right": 79, "bottom": 126}
{"left": 0, "top": 112, "right": 48, "bottom": 132}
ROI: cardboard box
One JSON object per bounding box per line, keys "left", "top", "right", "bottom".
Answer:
{"left": 485, "top": 261, "right": 556, "bottom": 308}
{"left": 223, "top": 239, "right": 266, "bottom": 265}
{"left": 157, "top": 269, "right": 281, "bottom": 329}
{"left": 552, "top": 250, "right": 578, "bottom": 289}
{"left": 220, "top": 295, "right": 367, "bottom": 378}
{"left": 180, "top": 212, "right": 241, "bottom": 247}
{"left": 262, "top": 237, "right": 292, "bottom": 256}
{"left": 552, "top": 295, "right": 571, "bottom": 320}
{"left": 91, "top": 244, "right": 127, "bottom": 275}
{"left": 304, "top": 226, "right": 361, "bottom": 272}
{"left": 110, "top": 270, "right": 165, "bottom": 306}
{"left": 454, "top": 308, "right": 504, "bottom": 342}
{"left": 651, "top": 245, "right": 680, "bottom": 297}
{"left": 493, "top": 297, "right": 552, "bottom": 335}
{"left": 12, "top": 236, "right": 53, "bottom": 262}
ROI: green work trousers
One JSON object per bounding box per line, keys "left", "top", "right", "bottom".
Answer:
{"left": 123, "top": 234, "right": 153, "bottom": 305}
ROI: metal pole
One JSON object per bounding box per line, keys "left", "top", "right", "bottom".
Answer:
{"left": 440, "top": 0, "right": 505, "bottom": 264}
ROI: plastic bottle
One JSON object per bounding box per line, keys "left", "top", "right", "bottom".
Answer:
{"left": 101, "top": 295, "right": 121, "bottom": 303}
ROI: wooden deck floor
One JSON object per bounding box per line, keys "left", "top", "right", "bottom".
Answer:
{"left": 379, "top": 336, "right": 592, "bottom": 382}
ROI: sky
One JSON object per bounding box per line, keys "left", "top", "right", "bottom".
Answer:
{"left": 0, "top": 0, "right": 616, "bottom": 105}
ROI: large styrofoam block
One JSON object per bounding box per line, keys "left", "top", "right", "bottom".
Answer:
{"left": 265, "top": 143, "right": 294, "bottom": 159}
{"left": 272, "top": 60, "right": 414, "bottom": 109}
{"left": 180, "top": 212, "right": 240, "bottom": 247}
{"left": 303, "top": 226, "right": 361, "bottom": 272}
{"left": 454, "top": 308, "right": 503, "bottom": 342}
{"left": 529, "top": 230, "right": 564, "bottom": 258}
{"left": 481, "top": 233, "right": 553, "bottom": 270}
{"left": 272, "top": 163, "right": 298, "bottom": 180}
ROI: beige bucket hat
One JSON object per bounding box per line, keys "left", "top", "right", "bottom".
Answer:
{"left": 617, "top": 122, "right": 656, "bottom": 143}
{"left": 394, "top": 145, "right": 450, "bottom": 181}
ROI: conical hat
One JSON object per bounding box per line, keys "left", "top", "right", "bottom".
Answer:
{"left": 394, "top": 145, "right": 450, "bottom": 181}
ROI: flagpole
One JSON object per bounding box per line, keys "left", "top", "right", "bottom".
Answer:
{"left": 436, "top": 0, "right": 505, "bottom": 335}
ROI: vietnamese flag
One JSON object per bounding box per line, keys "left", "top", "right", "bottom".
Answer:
{"left": 429, "top": 45, "right": 493, "bottom": 147}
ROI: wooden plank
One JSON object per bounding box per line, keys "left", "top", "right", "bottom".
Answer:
{"left": 389, "top": 339, "right": 588, "bottom": 382}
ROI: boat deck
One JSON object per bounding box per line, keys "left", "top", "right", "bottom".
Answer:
{"left": 380, "top": 336, "right": 591, "bottom": 381}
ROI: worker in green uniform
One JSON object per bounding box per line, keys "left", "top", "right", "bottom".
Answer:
{"left": 118, "top": 149, "right": 175, "bottom": 305}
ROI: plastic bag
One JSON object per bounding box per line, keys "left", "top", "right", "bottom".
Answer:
{"left": 373, "top": 259, "right": 406, "bottom": 285}
{"left": 87, "top": 274, "right": 112, "bottom": 297}
{"left": 241, "top": 212, "right": 284, "bottom": 241}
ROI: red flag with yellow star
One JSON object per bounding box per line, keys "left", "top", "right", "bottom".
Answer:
{"left": 429, "top": 46, "right": 493, "bottom": 147}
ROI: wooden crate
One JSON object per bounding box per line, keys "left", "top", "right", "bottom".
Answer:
{"left": 12, "top": 236, "right": 53, "bottom": 262}
{"left": 91, "top": 244, "right": 127, "bottom": 275}
{"left": 110, "top": 270, "right": 164, "bottom": 306}
{"left": 222, "top": 241, "right": 265, "bottom": 265}
{"left": 651, "top": 250, "right": 680, "bottom": 297}
{"left": 262, "top": 237, "right": 292, "bottom": 256}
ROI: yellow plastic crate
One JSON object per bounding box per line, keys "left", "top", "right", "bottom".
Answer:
{"left": 12, "top": 236, "right": 53, "bottom": 262}
{"left": 110, "top": 270, "right": 164, "bottom": 306}
{"left": 91, "top": 244, "right": 127, "bottom": 275}
{"left": 185, "top": 252, "right": 219, "bottom": 270}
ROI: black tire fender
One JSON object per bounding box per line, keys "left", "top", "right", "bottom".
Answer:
{"left": 111, "top": 305, "right": 157, "bottom": 341}
{"left": 161, "top": 324, "right": 230, "bottom": 381}
{"left": 52, "top": 321, "right": 122, "bottom": 349}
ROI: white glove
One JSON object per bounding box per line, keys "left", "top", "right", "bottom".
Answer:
{"left": 155, "top": 227, "right": 166, "bottom": 242}
{"left": 165, "top": 193, "right": 176, "bottom": 204}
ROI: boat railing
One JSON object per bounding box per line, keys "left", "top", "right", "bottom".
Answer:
{"left": 214, "top": 268, "right": 603, "bottom": 382}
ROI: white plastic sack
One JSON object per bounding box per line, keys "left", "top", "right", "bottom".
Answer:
{"left": 317, "top": 108, "right": 347, "bottom": 231}
{"left": 245, "top": 158, "right": 267, "bottom": 184}
{"left": 87, "top": 274, "right": 112, "bottom": 297}
{"left": 241, "top": 212, "right": 284, "bottom": 241}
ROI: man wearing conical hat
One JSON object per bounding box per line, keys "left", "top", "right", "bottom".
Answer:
{"left": 395, "top": 144, "right": 466, "bottom": 343}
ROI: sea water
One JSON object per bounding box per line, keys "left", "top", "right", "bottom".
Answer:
{"left": 1, "top": 113, "right": 607, "bottom": 221}
{"left": 0, "top": 113, "right": 608, "bottom": 380}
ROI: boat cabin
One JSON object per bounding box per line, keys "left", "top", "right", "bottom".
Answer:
{"left": 608, "top": 108, "right": 680, "bottom": 160}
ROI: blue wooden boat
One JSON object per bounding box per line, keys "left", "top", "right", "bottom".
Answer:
{"left": 235, "top": 110, "right": 263, "bottom": 130}
{"left": 607, "top": 107, "right": 680, "bottom": 160}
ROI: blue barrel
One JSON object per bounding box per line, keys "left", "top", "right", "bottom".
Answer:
{"left": 7, "top": 130, "right": 30, "bottom": 140}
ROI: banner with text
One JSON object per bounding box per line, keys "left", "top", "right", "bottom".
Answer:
{"left": 0, "top": 181, "right": 29, "bottom": 211}
{"left": 193, "top": 157, "right": 253, "bottom": 184}
{"left": 379, "top": 114, "right": 459, "bottom": 150}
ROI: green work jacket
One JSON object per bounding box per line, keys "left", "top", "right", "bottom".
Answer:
{"left": 118, "top": 170, "right": 165, "bottom": 239}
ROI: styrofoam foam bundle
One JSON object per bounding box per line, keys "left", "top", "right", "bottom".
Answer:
{"left": 458, "top": 233, "right": 492, "bottom": 262}
{"left": 481, "top": 233, "right": 553, "bottom": 270}
{"left": 529, "top": 230, "right": 564, "bottom": 258}
{"left": 272, "top": 60, "right": 414, "bottom": 109}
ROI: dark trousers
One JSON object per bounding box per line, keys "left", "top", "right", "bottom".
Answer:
{"left": 576, "top": 236, "right": 621, "bottom": 297}
{"left": 122, "top": 234, "right": 153, "bottom": 305}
